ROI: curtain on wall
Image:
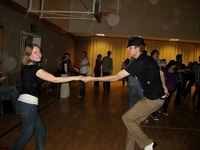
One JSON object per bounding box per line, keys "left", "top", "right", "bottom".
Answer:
{"left": 88, "top": 37, "right": 128, "bottom": 76}
{"left": 88, "top": 37, "right": 200, "bottom": 75}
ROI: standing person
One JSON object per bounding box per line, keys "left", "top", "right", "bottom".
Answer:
{"left": 183, "top": 61, "right": 197, "bottom": 98}
{"left": 121, "top": 58, "right": 130, "bottom": 86}
{"left": 57, "top": 53, "right": 72, "bottom": 76}
{"left": 161, "top": 60, "right": 189, "bottom": 115}
{"left": 94, "top": 54, "right": 102, "bottom": 87}
{"left": 11, "top": 44, "right": 81, "bottom": 150}
{"left": 174, "top": 54, "right": 184, "bottom": 105}
{"left": 149, "top": 49, "right": 166, "bottom": 121}
{"left": 78, "top": 51, "right": 90, "bottom": 98}
{"left": 150, "top": 49, "right": 166, "bottom": 69}
{"left": 57, "top": 52, "right": 72, "bottom": 98}
{"left": 102, "top": 51, "right": 113, "bottom": 93}
{"left": 194, "top": 56, "right": 200, "bottom": 113}
{"left": 161, "top": 60, "right": 178, "bottom": 116}
{"left": 82, "top": 37, "right": 168, "bottom": 150}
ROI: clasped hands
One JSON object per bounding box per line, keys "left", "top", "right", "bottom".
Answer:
{"left": 79, "top": 76, "right": 93, "bottom": 82}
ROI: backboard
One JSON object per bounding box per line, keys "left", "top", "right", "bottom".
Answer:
{"left": 94, "top": 0, "right": 102, "bottom": 23}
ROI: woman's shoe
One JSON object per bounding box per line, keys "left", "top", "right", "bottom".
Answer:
{"left": 163, "top": 112, "right": 169, "bottom": 116}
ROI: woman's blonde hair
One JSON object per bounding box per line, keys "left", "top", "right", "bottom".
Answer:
{"left": 21, "top": 44, "right": 41, "bottom": 65}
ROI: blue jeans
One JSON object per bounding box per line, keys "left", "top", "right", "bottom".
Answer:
{"left": 0, "top": 86, "right": 19, "bottom": 113}
{"left": 128, "top": 76, "right": 157, "bottom": 117}
{"left": 128, "top": 76, "right": 145, "bottom": 108}
{"left": 11, "top": 101, "right": 45, "bottom": 150}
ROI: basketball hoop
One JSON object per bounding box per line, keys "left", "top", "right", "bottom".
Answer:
{"left": 101, "top": 12, "right": 120, "bottom": 26}
{"left": 105, "top": 14, "right": 120, "bottom": 27}
{"left": 101, "top": 12, "right": 113, "bottom": 18}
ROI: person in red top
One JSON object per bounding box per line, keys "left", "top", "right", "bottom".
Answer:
{"left": 94, "top": 54, "right": 102, "bottom": 87}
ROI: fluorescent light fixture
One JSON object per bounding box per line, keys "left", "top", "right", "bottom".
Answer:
{"left": 133, "top": 35, "right": 142, "bottom": 38}
{"left": 96, "top": 33, "right": 105, "bottom": 36}
{"left": 169, "top": 38, "right": 179, "bottom": 41}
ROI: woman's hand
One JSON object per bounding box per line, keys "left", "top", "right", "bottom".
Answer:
{"left": 81, "top": 76, "right": 93, "bottom": 82}
{"left": 163, "top": 86, "right": 169, "bottom": 97}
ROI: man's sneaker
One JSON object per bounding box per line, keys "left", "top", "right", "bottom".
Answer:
{"left": 77, "top": 94, "right": 82, "bottom": 98}
{"left": 144, "top": 141, "right": 157, "bottom": 150}
{"left": 150, "top": 115, "right": 159, "bottom": 121}
{"left": 158, "top": 110, "right": 162, "bottom": 113}
{"left": 163, "top": 112, "right": 169, "bottom": 116}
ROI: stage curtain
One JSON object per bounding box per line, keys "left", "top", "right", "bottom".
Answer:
{"left": 88, "top": 37, "right": 200, "bottom": 75}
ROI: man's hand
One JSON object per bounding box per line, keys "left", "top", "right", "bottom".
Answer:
{"left": 81, "top": 76, "right": 93, "bottom": 82}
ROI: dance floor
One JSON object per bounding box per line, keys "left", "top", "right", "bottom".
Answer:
{"left": 0, "top": 81, "right": 200, "bottom": 150}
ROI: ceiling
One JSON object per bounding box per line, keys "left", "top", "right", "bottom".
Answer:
{"left": 11, "top": 0, "right": 200, "bottom": 44}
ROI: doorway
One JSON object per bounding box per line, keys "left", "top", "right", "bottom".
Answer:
{"left": 20, "top": 31, "right": 41, "bottom": 69}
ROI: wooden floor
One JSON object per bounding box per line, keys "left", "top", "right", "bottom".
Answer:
{"left": 0, "top": 81, "right": 200, "bottom": 150}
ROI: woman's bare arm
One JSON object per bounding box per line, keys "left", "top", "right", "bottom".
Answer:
{"left": 160, "top": 70, "right": 169, "bottom": 97}
{"left": 36, "top": 69, "right": 81, "bottom": 83}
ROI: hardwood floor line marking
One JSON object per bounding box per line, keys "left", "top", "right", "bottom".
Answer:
{"left": 142, "top": 125, "right": 200, "bottom": 131}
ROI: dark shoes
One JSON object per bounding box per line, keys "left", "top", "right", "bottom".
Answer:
{"left": 182, "top": 93, "right": 187, "bottom": 98}
{"left": 104, "top": 89, "right": 110, "bottom": 93}
{"left": 196, "top": 109, "right": 200, "bottom": 113}
{"left": 144, "top": 141, "right": 157, "bottom": 150}
{"left": 174, "top": 102, "right": 182, "bottom": 106}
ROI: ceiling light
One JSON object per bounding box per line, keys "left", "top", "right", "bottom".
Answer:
{"left": 96, "top": 33, "right": 105, "bottom": 36}
{"left": 169, "top": 38, "right": 179, "bottom": 41}
{"left": 133, "top": 35, "right": 142, "bottom": 37}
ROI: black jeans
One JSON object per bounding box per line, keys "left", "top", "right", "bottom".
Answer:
{"left": 103, "top": 72, "right": 110, "bottom": 92}
{"left": 94, "top": 71, "right": 101, "bottom": 87}
{"left": 79, "top": 73, "right": 87, "bottom": 96}
{"left": 195, "top": 84, "right": 200, "bottom": 110}
{"left": 163, "top": 91, "right": 174, "bottom": 112}
{"left": 174, "top": 81, "right": 184, "bottom": 105}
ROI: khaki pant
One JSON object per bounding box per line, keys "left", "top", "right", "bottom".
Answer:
{"left": 60, "top": 74, "right": 70, "bottom": 98}
{"left": 122, "top": 97, "right": 164, "bottom": 149}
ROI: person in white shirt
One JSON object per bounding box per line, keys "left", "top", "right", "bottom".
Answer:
{"left": 78, "top": 51, "right": 90, "bottom": 97}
